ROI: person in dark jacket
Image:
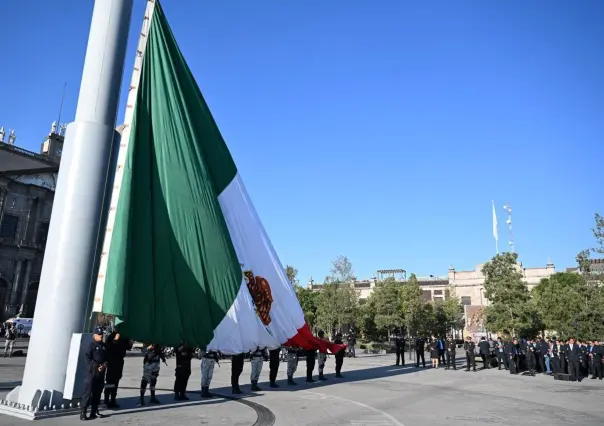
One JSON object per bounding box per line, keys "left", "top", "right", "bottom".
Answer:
{"left": 415, "top": 337, "right": 426, "bottom": 368}
{"left": 269, "top": 347, "right": 281, "bottom": 388}
{"left": 566, "top": 338, "right": 582, "bottom": 382}
{"left": 496, "top": 337, "right": 506, "bottom": 370}
{"left": 394, "top": 335, "right": 405, "bottom": 366}
{"left": 506, "top": 338, "right": 519, "bottom": 374}
{"left": 525, "top": 339, "right": 536, "bottom": 376}
{"left": 334, "top": 333, "right": 345, "bottom": 378}
{"left": 81, "top": 327, "right": 108, "bottom": 421}
{"left": 445, "top": 336, "right": 456, "bottom": 370}
{"left": 104, "top": 327, "right": 132, "bottom": 408}
{"left": 590, "top": 340, "right": 603, "bottom": 380}
{"left": 174, "top": 343, "right": 194, "bottom": 400}
{"left": 478, "top": 337, "right": 490, "bottom": 370}
{"left": 430, "top": 337, "right": 440, "bottom": 368}
{"left": 463, "top": 337, "right": 476, "bottom": 372}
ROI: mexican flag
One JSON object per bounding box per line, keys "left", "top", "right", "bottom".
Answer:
{"left": 95, "top": 1, "right": 344, "bottom": 355}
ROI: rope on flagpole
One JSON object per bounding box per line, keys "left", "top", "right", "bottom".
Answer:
{"left": 92, "top": 0, "right": 157, "bottom": 312}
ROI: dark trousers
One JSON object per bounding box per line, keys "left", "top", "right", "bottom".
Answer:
{"left": 82, "top": 375, "right": 104, "bottom": 414}
{"left": 568, "top": 361, "right": 580, "bottom": 381}
{"left": 269, "top": 349, "right": 280, "bottom": 382}
{"left": 509, "top": 356, "right": 518, "bottom": 374}
{"left": 593, "top": 360, "right": 602, "bottom": 379}
{"left": 335, "top": 353, "right": 344, "bottom": 374}
{"left": 231, "top": 354, "right": 244, "bottom": 387}
{"left": 174, "top": 367, "right": 191, "bottom": 394}
{"left": 440, "top": 349, "right": 446, "bottom": 365}
{"left": 550, "top": 357, "right": 560, "bottom": 374}
{"left": 480, "top": 354, "right": 489, "bottom": 369}
{"left": 415, "top": 351, "right": 425, "bottom": 367}
{"left": 395, "top": 348, "right": 405, "bottom": 365}
{"left": 306, "top": 355, "right": 316, "bottom": 380}
{"left": 465, "top": 353, "right": 476, "bottom": 371}
{"left": 446, "top": 351, "right": 456, "bottom": 369}
{"left": 560, "top": 356, "right": 567, "bottom": 374}
{"left": 104, "top": 362, "right": 123, "bottom": 402}
{"left": 527, "top": 354, "right": 536, "bottom": 374}
{"left": 497, "top": 352, "right": 505, "bottom": 369}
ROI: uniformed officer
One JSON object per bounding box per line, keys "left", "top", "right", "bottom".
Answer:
{"left": 334, "top": 333, "right": 345, "bottom": 378}
{"left": 394, "top": 334, "right": 405, "bottom": 366}
{"left": 140, "top": 344, "right": 167, "bottom": 405}
{"left": 250, "top": 346, "right": 266, "bottom": 391}
{"left": 103, "top": 326, "right": 132, "bottom": 408}
{"left": 286, "top": 346, "right": 299, "bottom": 385}
{"left": 81, "top": 327, "right": 108, "bottom": 421}
{"left": 415, "top": 337, "right": 426, "bottom": 368}
{"left": 268, "top": 347, "right": 281, "bottom": 388}
{"left": 231, "top": 353, "right": 245, "bottom": 394}
{"left": 201, "top": 349, "right": 219, "bottom": 398}
{"left": 525, "top": 339, "right": 536, "bottom": 376}
{"left": 507, "top": 338, "right": 519, "bottom": 374}
{"left": 463, "top": 336, "right": 476, "bottom": 372}
{"left": 174, "top": 343, "right": 194, "bottom": 400}
{"left": 590, "top": 340, "right": 603, "bottom": 380}
{"left": 316, "top": 331, "right": 329, "bottom": 381}
{"left": 305, "top": 347, "right": 317, "bottom": 382}
{"left": 495, "top": 337, "right": 506, "bottom": 370}
{"left": 445, "top": 336, "right": 456, "bottom": 370}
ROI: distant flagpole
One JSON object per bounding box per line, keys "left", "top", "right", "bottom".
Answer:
{"left": 492, "top": 200, "right": 499, "bottom": 255}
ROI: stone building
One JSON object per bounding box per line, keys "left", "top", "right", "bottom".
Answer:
{"left": 0, "top": 124, "right": 63, "bottom": 319}
{"left": 308, "top": 260, "right": 557, "bottom": 307}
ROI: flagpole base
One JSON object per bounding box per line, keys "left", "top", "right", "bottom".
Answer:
{"left": 0, "top": 388, "right": 80, "bottom": 421}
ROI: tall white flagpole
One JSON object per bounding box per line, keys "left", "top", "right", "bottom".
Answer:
{"left": 5, "top": 0, "right": 134, "bottom": 413}
{"left": 492, "top": 200, "right": 499, "bottom": 255}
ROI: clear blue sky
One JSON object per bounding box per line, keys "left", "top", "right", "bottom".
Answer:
{"left": 1, "top": 0, "right": 602, "bottom": 284}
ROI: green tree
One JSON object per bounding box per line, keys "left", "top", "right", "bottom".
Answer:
{"left": 315, "top": 282, "right": 360, "bottom": 335}
{"left": 358, "top": 298, "right": 380, "bottom": 341}
{"left": 592, "top": 212, "right": 604, "bottom": 254}
{"left": 442, "top": 286, "right": 464, "bottom": 333}
{"left": 285, "top": 265, "right": 299, "bottom": 286}
{"left": 370, "top": 277, "right": 404, "bottom": 338}
{"left": 400, "top": 273, "right": 425, "bottom": 336}
{"left": 295, "top": 286, "right": 319, "bottom": 330}
{"left": 482, "top": 252, "right": 540, "bottom": 337}
{"left": 330, "top": 255, "right": 354, "bottom": 282}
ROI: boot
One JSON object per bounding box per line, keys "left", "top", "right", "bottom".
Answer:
{"left": 181, "top": 392, "right": 190, "bottom": 401}
{"left": 232, "top": 384, "right": 243, "bottom": 395}
{"left": 319, "top": 372, "right": 327, "bottom": 381}
{"left": 110, "top": 391, "right": 120, "bottom": 409}
{"left": 306, "top": 376, "right": 315, "bottom": 383}
{"left": 287, "top": 375, "right": 297, "bottom": 385}
{"left": 80, "top": 408, "right": 89, "bottom": 421}
{"left": 201, "top": 386, "right": 212, "bottom": 398}
{"left": 174, "top": 392, "right": 180, "bottom": 401}
{"left": 103, "top": 391, "right": 110, "bottom": 407}
{"left": 269, "top": 380, "right": 279, "bottom": 388}
{"left": 149, "top": 391, "right": 160, "bottom": 404}
{"left": 251, "top": 380, "right": 261, "bottom": 391}
{"left": 335, "top": 372, "right": 343, "bottom": 378}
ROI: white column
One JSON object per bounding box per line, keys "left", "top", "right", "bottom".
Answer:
{"left": 13, "top": 0, "right": 133, "bottom": 409}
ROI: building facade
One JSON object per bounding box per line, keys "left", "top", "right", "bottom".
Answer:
{"left": 0, "top": 124, "right": 63, "bottom": 319}
{"left": 308, "top": 260, "right": 558, "bottom": 307}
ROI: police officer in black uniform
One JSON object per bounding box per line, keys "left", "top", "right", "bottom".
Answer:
{"left": 463, "top": 336, "right": 476, "bottom": 372}
{"left": 395, "top": 335, "right": 405, "bottom": 366}
{"left": 231, "top": 353, "right": 245, "bottom": 394}
{"left": 103, "top": 326, "right": 132, "bottom": 408}
{"left": 81, "top": 327, "right": 108, "bottom": 421}
{"left": 507, "top": 338, "right": 519, "bottom": 374}
{"left": 305, "top": 347, "right": 316, "bottom": 382}
{"left": 174, "top": 343, "right": 194, "bottom": 400}
{"left": 334, "top": 333, "right": 345, "bottom": 378}
{"left": 525, "top": 339, "right": 536, "bottom": 376}
{"left": 269, "top": 347, "right": 281, "bottom": 388}
{"left": 415, "top": 337, "right": 426, "bottom": 368}
{"left": 445, "top": 336, "right": 456, "bottom": 370}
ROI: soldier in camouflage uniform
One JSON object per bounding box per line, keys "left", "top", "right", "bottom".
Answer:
{"left": 250, "top": 347, "right": 266, "bottom": 391}
{"left": 317, "top": 330, "right": 328, "bottom": 381}
{"left": 140, "top": 344, "right": 167, "bottom": 406}
{"left": 201, "top": 350, "right": 219, "bottom": 398}
{"left": 286, "top": 346, "right": 299, "bottom": 385}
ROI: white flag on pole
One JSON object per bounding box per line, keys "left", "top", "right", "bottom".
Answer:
{"left": 492, "top": 200, "right": 499, "bottom": 254}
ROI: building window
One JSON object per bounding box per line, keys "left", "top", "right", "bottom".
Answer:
{"left": 0, "top": 214, "right": 19, "bottom": 239}
{"left": 37, "top": 222, "right": 49, "bottom": 244}
{"left": 461, "top": 296, "right": 472, "bottom": 306}
{"left": 433, "top": 289, "right": 443, "bottom": 296}
{"left": 445, "top": 289, "right": 450, "bottom": 299}
{"left": 433, "top": 296, "right": 444, "bottom": 302}
{"left": 421, "top": 290, "right": 431, "bottom": 302}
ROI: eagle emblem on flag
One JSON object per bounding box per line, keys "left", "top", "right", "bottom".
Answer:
{"left": 243, "top": 269, "right": 273, "bottom": 326}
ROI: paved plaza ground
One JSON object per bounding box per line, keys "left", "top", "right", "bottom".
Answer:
{"left": 0, "top": 344, "right": 603, "bottom": 425}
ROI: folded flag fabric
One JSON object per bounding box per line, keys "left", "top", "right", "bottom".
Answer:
{"left": 99, "top": 0, "right": 345, "bottom": 355}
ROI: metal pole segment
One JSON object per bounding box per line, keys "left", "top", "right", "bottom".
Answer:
{"left": 11, "top": 0, "right": 133, "bottom": 409}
